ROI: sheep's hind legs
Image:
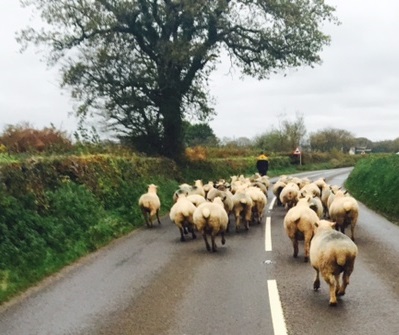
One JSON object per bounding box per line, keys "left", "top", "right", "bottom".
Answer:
{"left": 211, "top": 234, "right": 218, "bottom": 252}
{"left": 179, "top": 228, "right": 186, "bottom": 242}
{"left": 313, "top": 269, "right": 320, "bottom": 291}
{"left": 202, "top": 233, "right": 211, "bottom": 252}
{"left": 142, "top": 208, "right": 151, "bottom": 228}
{"left": 156, "top": 210, "right": 161, "bottom": 225}
{"left": 325, "top": 274, "right": 338, "bottom": 306}
{"left": 189, "top": 226, "right": 197, "bottom": 240}
{"left": 221, "top": 232, "right": 226, "bottom": 245}
{"left": 292, "top": 239, "right": 299, "bottom": 258}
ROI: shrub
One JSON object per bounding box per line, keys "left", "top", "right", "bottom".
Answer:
{"left": 0, "top": 123, "right": 72, "bottom": 154}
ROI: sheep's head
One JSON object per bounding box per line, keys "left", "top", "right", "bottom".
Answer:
{"left": 148, "top": 184, "right": 158, "bottom": 193}
{"left": 314, "top": 220, "right": 336, "bottom": 232}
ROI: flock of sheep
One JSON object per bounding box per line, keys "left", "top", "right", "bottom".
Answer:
{"left": 275, "top": 174, "right": 359, "bottom": 306}
{"left": 139, "top": 173, "right": 360, "bottom": 306}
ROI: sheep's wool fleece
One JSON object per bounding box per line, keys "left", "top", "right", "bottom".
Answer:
{"left": 310, "top": 228, "right": 358, "bottom": 267}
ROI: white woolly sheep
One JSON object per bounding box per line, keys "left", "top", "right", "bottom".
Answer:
{"left": 310, "top": 219, "right": 358, "bottom": 306}
{"left": 231, "top": 189, "right": 253, "bottom": 232}
{"left": 328, "top": 190, "right": 359, "bottom": 241}
{"left": 169, "top": 193, "right": 197, "bottom": 241}
{"left": 138, "top": 184, "right": 161, "bottom": 228}
{"left": 273, "top": 180, "right": 287, "bottom": 207}
{"left": 193, "top": 197, "right": 229, "bottom": 252}
{"left": 283, "top": 196, "right": 320, "bottom": 262}
{"left": 172, "top": 183, "right": 192, "bottom": 202}
{"left": 206, "top": 187, "right": 234, "bottom": 231}
{"left": 203, "top": 181, "right": 215, "bottom": 199}
{"left": 188, "top": 179, "right": 206, "bottom": 197}
{"left": 299, "top": 189, "right": 324, "bottom": 219}
{"left": 324, "top": 185, "right": 341, "bottom": 216}
{"left": 246, "top": 186, "right": 267, "bottom": 225}
{"left": 186, "top": 194, "right": 207, "bottom": 207}
{"left": 279, "top": 182, "right": 300, "bottom": 210}
{"left": 300, "top": 182, "right": 321, "bottom": 198}
{"left": 309, "top": 196, "right": 324, "bottom": 219}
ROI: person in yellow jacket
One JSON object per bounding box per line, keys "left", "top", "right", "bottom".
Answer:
{"left": 256, "top": 152, "right": 269, "bottom": 176}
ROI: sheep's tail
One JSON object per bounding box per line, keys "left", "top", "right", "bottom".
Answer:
{"left": 337, "top": 253, "right": 347, "bottom": 267}
{"left": 202, "top": 208, "right": 211, "bottom": 219}
{"left": 343, "top": 200, "right": 353, "bottom": 212}
{"left": 336, "top": 251, "right": 354, "bottom": 267}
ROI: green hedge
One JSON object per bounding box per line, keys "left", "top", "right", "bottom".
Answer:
{"left": 345, "top": 154, "right": 399, "bottom": 222}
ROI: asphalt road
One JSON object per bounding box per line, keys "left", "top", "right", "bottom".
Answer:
{"left": 0, "top": 167, "right": 398, "bottom": 335}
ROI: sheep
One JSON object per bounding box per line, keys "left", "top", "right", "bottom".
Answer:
{"left": 172, "top": 183, "right": 192, "bottom": 202}
{"left": 232, "top": 189, "right": 253, "bottom": 232}
{"left": 202, "top": 181, "right": 215, "bottom": 199}
{"left": 188, "top": 179, "right": 206, "bottom": 197}
{"left": 283, "top": 196, "right": 320, "bottom": 262}
{"left": 300, "top": 182, "right": 321, "bottom": 198}
{"left": 279, "top": 182, "right": 300, "bottom": 210}
{"left": 186, "top": 194, "right": 206, "bottom": 207}
{"left": 299, "top": 189, "right": 323, "bottom": 219}
{"left": 309, "top": 195, "right": 324, "bottom": 219}
{"left": 206, "top": 187, "right": 234, "bottom": 231}
{"left": 324, "top": 185, "right": 341, "bottom": 217}
{"left": 246, "top": 186, "right": 267, "bottom": 225}
{"left": 313, "top": 177, "right": 327, "bottom": 195}
{"left": 310, "top": 219, "right": 358, "bottom": 306}
{"left": 138, "top": 184, "right": 161, "bottom": 228}
{"left": 193, "top": 197, "right": 229, "bottom": 252}
{"left": 251, "top": 180, "right": 268, "bottom": 196}
{"left": 328, "top": 190, "right": 359, "bottom": 241}
{"left": 169, "top": 193, "right": 197, "bottom": 242}
{"left": 273, "top": 180, "right": 287, "bottom": 207}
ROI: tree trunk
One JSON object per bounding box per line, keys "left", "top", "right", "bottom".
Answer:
{"left": 159, "top": 91, "right": 185, "bottom": 162}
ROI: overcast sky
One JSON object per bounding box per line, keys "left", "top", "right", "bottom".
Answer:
{"left": 1, "top": 0, "right": 398, "bottom": 142}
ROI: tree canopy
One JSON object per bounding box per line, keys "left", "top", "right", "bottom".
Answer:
{"left": 254, "top": 113, "right": 306, "bottom": 152}
{"left": 309, "top": 128, "right": 355, "bottom": 152}
{"left": 183, "top": 122, "right": 219, "bottom": 147}
{"left": 18, "top": 0, "right": 338, "bottom": 161}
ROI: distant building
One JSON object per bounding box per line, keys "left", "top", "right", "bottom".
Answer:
{"left": 349, "top": 146, "right": 372, "bottom": 155}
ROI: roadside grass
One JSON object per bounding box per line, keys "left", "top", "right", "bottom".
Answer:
{"left": 345, "top": 154, "right": 399, "bottom": 224}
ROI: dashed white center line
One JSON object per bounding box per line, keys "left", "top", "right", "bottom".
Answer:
{"left": 267, "top": 280, "right": 288, "bottom": 335}
{"left": 266, "top": 196, "right": 288, "bottom": 335}
{"left": 265, "top": 216, "right": 272, "bottom": 251}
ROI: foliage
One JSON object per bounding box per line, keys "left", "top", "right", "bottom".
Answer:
{"left": 185, "top": 146, "right": 208, "bottom": 161}
{"left": 254, "top": 113, "right": 307, "bottom": 152}
{"left": 309, "top": 127, "right": 356, "bottom": 152}
{"left": 207, "top": 145, "right": 257, "bottom": 158}
{"left": 371, "top": 137, "right": 399, "bottom": 153}
{"left": 18, "top": 0, "right": 338, "bottom": 161}
{"left": 345, "top": 154, "right": 399, "bottom": 223}
{"left": 0, "top": 123, "right": 72, "bottom": 154}
{"left": 183, "top": 122, "right": 219, "bottom": 147}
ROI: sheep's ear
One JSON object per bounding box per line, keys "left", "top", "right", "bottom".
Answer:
{"left": 344, "top": 190, "right": 348, "bottom": 195}
{"left": 330, "top": 221, "right": 337, "bottom": 228}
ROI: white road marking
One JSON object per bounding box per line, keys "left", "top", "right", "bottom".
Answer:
{"left": 266, "top": 196, "right": 288, "bottom": 335}
{"left": 269, "top": 196, "right": 276, "bottom": 210}
{"left": 267, "top": 280, "right": 288, "bottom": 335}
{"left": 265, "top": 196, "right": 276, "bottom": 251}
{"left": 265, "top": 216, "right": 272, "bottom": 251}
